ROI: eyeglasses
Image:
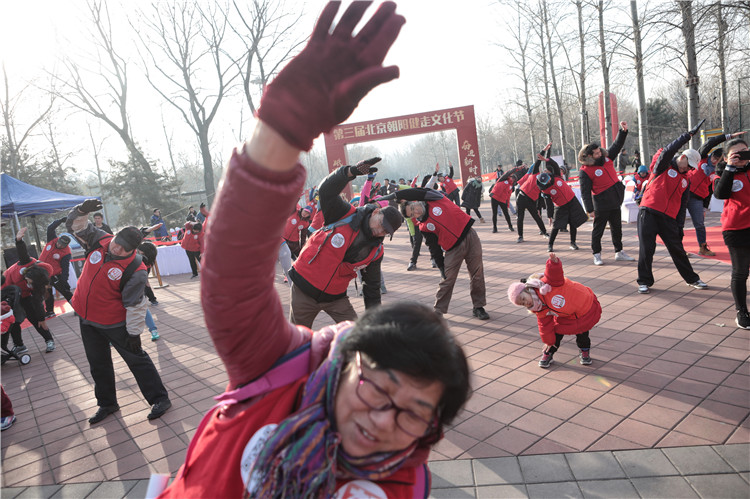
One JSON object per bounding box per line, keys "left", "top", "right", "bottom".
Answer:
{"left": 354, "top": 352, "right": 436, "bottom": 438}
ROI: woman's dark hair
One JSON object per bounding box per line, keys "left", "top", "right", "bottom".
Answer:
{"left": 193, "top": 222, "right": 203, "bottom": 233}
{"left": 24, "top": 265, "right": 50, "bottom": 299}
{"left": 340, "top": 302, "right": 471, "bottom": 431}
{"left": 724, "top": 138, "right": 748, "bottom": 156}
{"left": 137, "top": 242, "right": 158, "bottom": 266}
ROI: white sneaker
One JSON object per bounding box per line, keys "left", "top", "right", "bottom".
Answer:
{"left": 637, "top": 284, "right": 650, "bottom": 294}
{"left": 593, "top": 253, "right": 603, "bottom": 266}
{"left": 689, "top": 279, "right": 708, "bottom": 290}
{"left": 615, "top": 251, "right": 635, "bottom": 262}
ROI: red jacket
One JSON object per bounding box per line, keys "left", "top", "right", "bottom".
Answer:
{"left": 38, "top": 238, "right": 72, "bottom": 277}
{"left": 540, "top": 177, "right": 575, "bottom": 207}
{"left": 166, "top": 147, "right": 429, "bottom": 497}
{"left": 490, "top": 179, "right": 513, "bottom": 204}
{"left": 640, "top": 167, "right": 690, "bottom": 219}
{"left": 282, "top": 212, "right": 310, "bottom": 243}
{"left": 688, "top": 159, "right": 716, "bottom": 199}
{"left": 518, "top": 172, "right": 541, "bottom": 201}
{"left": 441, "top": 176, "right": 458, "bottom": 195}
{"left": 580, "top": 160, "right": 619, "bottom": 195}
{"left": 418, "top": 196, "right": 472, "bottom": 251}
{"left": 720, "top": 171, "right": 750, "bottom": 231}
{"left": 71, "top": 236, "right": 146, "bottom": 325}
{"left": 2, "top": 260, "right": 54, "bottom": 298}
{"left": 533, "top": 258, "right": 601, "bottom": 345}
{"left": 180, "top": 223, "right": 204, "bottom": 252}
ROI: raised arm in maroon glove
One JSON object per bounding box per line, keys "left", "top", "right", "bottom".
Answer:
{"left": 256, "top": 1, "right": 405, "bottom": 151}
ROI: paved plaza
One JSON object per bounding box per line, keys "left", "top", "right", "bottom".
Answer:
{"left": 1, "top": 212, "right": 748, "bottom": 498}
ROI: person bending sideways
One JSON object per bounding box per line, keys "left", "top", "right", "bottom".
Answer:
{"left": 153, "top": 3, "right": 470, "bottom": 498}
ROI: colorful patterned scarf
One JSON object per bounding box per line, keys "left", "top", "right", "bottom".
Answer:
{"left": 247, "top": 324, "right": 418, "bottom": 498}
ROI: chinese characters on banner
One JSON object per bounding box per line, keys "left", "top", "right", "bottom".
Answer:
{"left": 324, "top": 106, "right": 480, "bottom": 196}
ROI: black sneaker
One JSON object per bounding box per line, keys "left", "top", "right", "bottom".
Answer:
{"left": 45, "top": 311, "right": 56, "bottom": 319}
{"left": 538, "top": 352, "right": 553, "bottom": 368}
{"left": 11, "top": 345, "right": 28, "bottom": 355}
{"left": 150, "top": 300, "right": 159, "bottom": 306}
{"left": 472, "top": 307, "right": 490, "bottom": 320}
{"left": 406, "top": 263, "right": 417, "bottom": 271}
{"left": 547, "top": 244, "right": 553, "bottom": 252}
{"left": 737, "top": 310, "right": 750, "bottom": 330}
{"left": 516, "top": 236, "right": 524, "bottom": 243}
{"left": 569, "top": 242, "right": 579, "bottom": 250}
{"left": 508, "top": 226, "right": 515, "bottom": 232}
{"left": 542, "top": 233, "right": 550, "bottom": 239}
{"left": 89, "top": 405, "right": 120, "bottom": 424}
{"left": 147, "top": 399, "right": 172, "bottom": 420}
{"left": 492, "top": 227, "right": 498, "bottom": 233}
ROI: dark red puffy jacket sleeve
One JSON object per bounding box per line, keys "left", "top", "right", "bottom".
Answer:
{"left": 201, "top": 146, "right": 308, "bottom": 388}
{"left": 543, "top": 257, "right": 565, "bottom": 287}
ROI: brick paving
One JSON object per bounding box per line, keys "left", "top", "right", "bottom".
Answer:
{"left": 1, "top": 211, "right": 748, "bottom": 497}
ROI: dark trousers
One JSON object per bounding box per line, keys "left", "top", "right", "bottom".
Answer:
{"left": 549, "top": 227, "right": 577, "bottom": 247}
{"left": 447, "top": 190, "right": 460, "bottom": 206}
{"left": 637, "top": 208, "right": 699, "bottom": 286}
{"left": 80, "top": 321, "right": 168, "bottom": 408}
{"left": 727, "top": 244, "right": 750, "bottom": 312}
{"left": 145, "top": 286, "right": 157, "bottom": 303}
{"left": 20, "top": 296, "right": 52, "bottom": 342}
{"left": 45, "top": 275, "right": 73, "bottom": 314}
{"left": 591, "top": 208, "right": 623, "bottom": 254}
{"left": 1, "top": 323, "right": 24, "bottom": 350}
{"left": 516, "top": 193, "right": 547, "bottom": 238}
{"left": 465, "top": 207, "right": 483, "bottom": 219}
{"left": 546, "top": 331, "right": 591, "bottom": 355}
{"left": 491, "top": 199, "right": 513, "bottom": 230}
{"left": 410, "top": 229, "right": 423, "bottom": 264}
{"left": 185, "top": 250, "right": 202, "bottom": 277}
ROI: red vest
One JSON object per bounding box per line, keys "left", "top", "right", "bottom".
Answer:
{"left": 180, "top": 224, "right": 204, "bottom": 252}
{"left": 293, "top": 208, "right": 383, "bottom": 296}
{"left": 640, "top": 167, "right": 690, "bottom": 219}
{"left": 490, "top": 180, "right": 512, "bottom": 204}
{"left": 580, "top": 159, "right": 619, "bottom": 195}
{"left": 518, "top": 173, "right": 541, "bottom": 200}
{"left": 541, "top": 177, "right": 575, "bottom": 206}
{"left": 632, "top": 174, "right": 646, "bottom": 193}
{"left": 441, "top": 177, "right": 458, "bottom": 195}
{"left": 2, "top": 260, "right": 54, "bottom": 298}
{"left": 282, "top": 213, "right": 310, "bottom": 243}
{"left": 418, "top": 196, "right": 472, "bottom": 251}
{"left": 38, "top": 238, "right": 71, "bottom": 277}
{"left": 71, "top": 236, "right": 146, "bottom": 325}
{"left": 721, "top": 171, "right": 750, "bottom": 231}
{"left": 688, "top": 160, "right": 715, "bottom": 199}
{"left": 310, "top": 209, "right": 324, "bottom": 231}
{"left": 157, "top": 377, "right": 422, "bottom": 499}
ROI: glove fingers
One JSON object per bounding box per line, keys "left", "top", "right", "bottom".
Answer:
{"left": 331, "top": 0, "right": 372, "bottom": 39}
{"left": 311, "top": 1, "right": 342, "bottom": 43}
{"left": 355, "top": 1, "right": 397, "bottom": 45}
{"left": 357, "top": 12, "right": 405, "bottom": 67}
{"left": 335, "top": 65, "right": 400, "bottom": 120}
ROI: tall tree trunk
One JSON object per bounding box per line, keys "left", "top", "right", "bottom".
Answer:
{"left": 87, "top": 124, "right": 110, "bottom": 222}
{"left": 543, "top": 0, "right": 567, "bottom": 165}
{"left": 576, "top": 0, "right": 589, "bottom": 146}
{"left": 680, "top": 1, "right": 700, "bottom": 149}
{"left": 540, "top": 23, "right": 553, "bottom": 146}
{"left": 630, "top": 0, "right": 650, "bottom": 162}
{"left": 716, "top": 1, "right": 729, "bottom": 132}
{"left": 598, "top": 0, "right": 612, "bottom": 147}
{"left": 199, "top": 128, "right": 216, "bottom": 205}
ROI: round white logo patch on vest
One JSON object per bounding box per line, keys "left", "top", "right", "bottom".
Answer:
{"left": 668, "top": 169, "right": 678, "bottom": 178}
{"left": 426, "top": 222, "right": 436, "bottom": 231}
{"left": 194, "top": 234, "right": 198, "bottom": 239}
{"left": 681, "top": 178, "right": 688, "bottom": 189}
{"left": 550, "top": 294, "right": 566, "bottom": 308}
{"left": 432, "top": 206, "right": 443, "bottom": 216}
{"left": 241, "top": 423, "right": 278, "bottom": 492}
{"left": 550, "top": 189, "right": 557, "bottom": 195}
{"left": 107, "top": 268, "right": 123, "bottom": 281}
{"left": 53, "top": 254, "right": 60, "bottom": 260}
{"left": 595, "top": 169, "right": 603, "bottom": 177}
{"left": 46, "top": 244, "right": 52, "bottom": 251}
{"left": 291, "top": 218, "right": 297, "bottom": 225}
{"left": 732, "top": 179, "right": 744, "bottom": 192}
{"left": 89, "top": 252, "right": 102, "bottom": 265}
{"left": 556, "top": 180, "right": 563, "bottom": 187}
{"left": 334, "top": 480, "right": 387, "bottom": 499}
{"left": 331, "top": 233, "right": 346, "bottom": 248}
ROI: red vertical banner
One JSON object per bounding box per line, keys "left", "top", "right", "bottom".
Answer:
{"left": 598, "top": 92, "right": 619, "bottom": 147}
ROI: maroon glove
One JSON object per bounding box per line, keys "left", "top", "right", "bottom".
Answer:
{"left": 257, "top": 1, "right": 405, "bottom": 151}
{"left": 349, "top": 156, "right": 381, "bottom": 177}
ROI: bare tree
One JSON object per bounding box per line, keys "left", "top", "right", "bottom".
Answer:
{"left": 679, "top": 1, "right": 701, "bottom": 148}
{"left": 596, "top": 0, "right": 614, "bottom": 146}
{"left": 87, "top": 124, "right": 111, "bottom": 222}
{"left": 136, "top": 0, "right": 240, "bottom": 205}
{"left": 1, "top": 64, "right": 55, "bottom": 178}
{"left": 229, "top": 0, "right": 306, "bottom": 115}
{"left": 630, "top": 0, "right": 650, "bottom": 161}
{"left": 542, "top": 0, "right": 569, "bottom": 164}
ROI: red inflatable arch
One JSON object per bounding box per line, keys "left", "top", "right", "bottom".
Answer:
{"left": 323, "top": 105, "right": 480, "bottom": 195}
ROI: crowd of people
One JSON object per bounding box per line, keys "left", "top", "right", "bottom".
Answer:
{"left": 1, "top": 1, "right": 747, "bottom": 496}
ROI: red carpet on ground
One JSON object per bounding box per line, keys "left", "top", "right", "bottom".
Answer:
{"left": 657, "top": 225, "right": 730, "bottom": 265}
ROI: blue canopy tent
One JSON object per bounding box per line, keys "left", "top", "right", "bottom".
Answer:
{"left": 1, "top": 173, "right": 101, "bottom": 250}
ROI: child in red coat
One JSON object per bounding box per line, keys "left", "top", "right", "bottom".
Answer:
{"left": 507, "top": 253, "right": 601, "bottom": 368}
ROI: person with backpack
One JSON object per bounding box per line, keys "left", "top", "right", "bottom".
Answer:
{"left": 66, "top": 199, "right": 171, "bottom": 424}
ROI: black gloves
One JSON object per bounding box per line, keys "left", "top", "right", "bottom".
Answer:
{"left": 125, "top": 335, "right": 142, "bottom": 354}
{"left": 349, "top": 157, "right": 381, "bottom": 177}
{"left": 689, "top": 119, "right": 705, "bottom": 137}
{"left": 79, "top": 199, "right": 103, "bottom": 214}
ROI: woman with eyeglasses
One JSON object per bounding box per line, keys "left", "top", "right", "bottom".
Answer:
{"left": 154, "top": 2, "right": 470, "bottom": 498}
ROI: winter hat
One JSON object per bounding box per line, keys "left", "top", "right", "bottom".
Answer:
{"left": 515, "top": 159, "right": 523, "bottom": 167}
{"left": 681, "top": 149, "right": 701, "bottom": 168}
{"left": 114, "top": 226, "right": 143, "bottom": 253}
{"left": 507, "top": 282, "right": 527, "bottom": 305}
{"left": 380, "top": 205, "right": 404, "bottom": 237}
{"left": 57, "top": 235, "right": 71, "bottom": 247}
